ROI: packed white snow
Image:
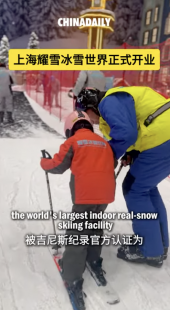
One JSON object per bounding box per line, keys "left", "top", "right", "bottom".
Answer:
{"left": 0, "top": 99, "right": 170, "bottom": 310}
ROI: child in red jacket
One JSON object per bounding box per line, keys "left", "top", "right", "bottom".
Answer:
{"left": 40, "top": 110, "right": 117, "bottom": 310}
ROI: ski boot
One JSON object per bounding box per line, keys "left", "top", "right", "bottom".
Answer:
{"left": 0, "top": 111, "right": 4, "bottom": 124}
{"left": 117, "top": 244, "right": 163, "bottom": 268}
{"left": 88, "top": 257, "right": 107, "bottom": 286}
{"left": 66, "top": 279, "right": 85, "bottom": 310}
{"left": 58, "top": 259, "right": 86, "bottom": 309}
{"left": 7, "top": 112, "right": 14, "bottom": 124}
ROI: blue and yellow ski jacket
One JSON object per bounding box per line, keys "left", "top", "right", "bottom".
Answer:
{"left": 98, "top": 86, "right": 170, "bottom": 159}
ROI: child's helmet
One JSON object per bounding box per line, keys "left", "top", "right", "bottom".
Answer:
{"left": 64, "top": 110, "right": 93, "bottom": 139}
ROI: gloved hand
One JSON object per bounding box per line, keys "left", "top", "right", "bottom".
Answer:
{"left": 40, "top": 157, "right": 51, "bottom": 170}
{"left": 41, "top": 150, "right": 52, "bottom": 159}
{"left": 121, "top": 152, "right": 132, "bottom": 166}
{"left": 40, "top": 150, "right": 52, "bottom": 170}
{"left": 121, "top": 150, "right": 140, "bottom": 167}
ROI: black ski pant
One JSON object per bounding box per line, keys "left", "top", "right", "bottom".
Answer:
{"left": 61, "top": 204, "right": 107, "bottom": 283}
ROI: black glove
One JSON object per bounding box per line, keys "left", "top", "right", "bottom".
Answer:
{"left": 121, "top": 151, "right": 140, "bottom": 166}
{"left": 41, "top": 149, "right": 52, "bottom": 159}
{"left": 121, "top": 152, "right": 132, "bottom": 166}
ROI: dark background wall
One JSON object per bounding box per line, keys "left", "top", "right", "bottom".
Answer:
{"left": 0, "top": 0, "right": 143, "bottom": 46}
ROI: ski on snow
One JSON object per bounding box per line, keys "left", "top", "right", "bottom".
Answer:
{"left": 86, "top": 262, "right": 120, "bottom": 305}
{"left": 52, "top": 252, "right": 85, "bottom": 310}
{"left": 49, "top": 248, "right": 120, "bottom": 310}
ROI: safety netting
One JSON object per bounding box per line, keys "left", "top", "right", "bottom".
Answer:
{"left": 24, "top": 40, "right": 170, "bottom": 121}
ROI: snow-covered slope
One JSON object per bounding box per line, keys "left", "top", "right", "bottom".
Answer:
{"left": 0, "top": 137, "right": 170, "bottom": 310}
{"left": 0, "top": 91, "right": 170, "bottom": 310}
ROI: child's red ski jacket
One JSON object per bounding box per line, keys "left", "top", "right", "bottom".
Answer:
{"left": 41, "top": 129, "right": 116, "bottom": 205}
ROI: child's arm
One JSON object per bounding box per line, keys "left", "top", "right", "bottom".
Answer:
{"left": 40, "top": 139, "right": 73, "bottom": 174}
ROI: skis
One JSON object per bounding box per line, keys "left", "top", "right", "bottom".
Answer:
{"left": 50, "top": 248, "right": 120, "bottom": 310}
{"left": 53, "top": 252, "right": 84, "bottom": 310}
{"left": 86, "top": 262, "right": 120, "bottom": 305}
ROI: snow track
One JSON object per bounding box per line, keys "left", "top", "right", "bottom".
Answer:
{"left": 0, "top": 139, "right": 72, "bottom": 310}
{"left": 0, "top": 92, "right": 63, "bottom": 139}
{"left": 0, "top": 138, "right": 170, "bottom": 310}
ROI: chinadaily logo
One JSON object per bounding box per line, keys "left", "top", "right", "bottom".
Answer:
{"left": 58, "top": 18, "right": 111, "bottom": 27}
{"left": 57, "top": 0, "right": 114, "bottom": 31}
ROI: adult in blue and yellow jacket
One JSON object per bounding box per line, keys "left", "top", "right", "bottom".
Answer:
{"left": 75, "top": 86, "right": 170, "bottom": 267}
